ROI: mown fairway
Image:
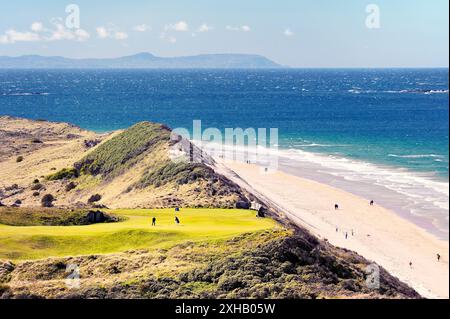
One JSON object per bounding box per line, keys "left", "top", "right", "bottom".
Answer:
{"left": 0, "top": 208, "right": 278, "bottom": 261}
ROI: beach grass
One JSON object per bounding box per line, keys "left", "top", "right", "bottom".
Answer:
{"left": 0, "top": 208, "right": 278, "bottom": 261}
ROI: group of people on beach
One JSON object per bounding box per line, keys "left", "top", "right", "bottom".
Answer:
{"left": 333, "top": 200, "right": 444, "bottom": 268}
{"left": 334, "top": 199, "right": 375, "bottom": 211}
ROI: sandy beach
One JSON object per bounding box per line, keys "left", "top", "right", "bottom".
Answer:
{"left": 213, "top": 159, "right": 449, "bottom": 299}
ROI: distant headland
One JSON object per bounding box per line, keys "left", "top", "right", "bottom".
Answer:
{"left": 0, "top": 52, "right": 285, "bottom": 69}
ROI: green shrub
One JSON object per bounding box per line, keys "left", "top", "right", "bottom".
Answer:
{"left": 31, "top": 183, "right": 43, "bottom": 191}
{"left": 0, "top": 207, "right": 119, "bottom": 226}
{"left": 88, "top": 194, "right": 102, "bottom": 204}
{"left": 0, "top": 284, "right": 10, "bottom": 295}
{"left": 46, "top": 168, "right": 79, "bottom": 181}
{"left": 41, "top": 194, "right": 55, "bottom": 207}
{"left": 5, "top": 184, "right": 18, "bottom": 191}
{"left": 137, "top": 161, "right": 213, "bottom": 189}
{"left": 65, "top": 182, "right": 77, "bottom": 192}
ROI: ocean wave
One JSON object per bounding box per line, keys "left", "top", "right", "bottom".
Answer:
{"left": 423, "top": 89, "right": 449, "bottom": 95}
{"left": 383, "top": 89, "right": 449, "bottom": 94}
{"left": 198, "top": 140, "right": 449, "bottom": 197}
{"left": 388, "top": 154, "right": 445, "bottom": 159}
{"left": 0, "top": 92, "right": 50, "bottom": 96}
{"left": 347, "top": 89, "right": 449, "bottom": 95}
{"left": 295, "top": 143, "right": 345, "bottom": 147}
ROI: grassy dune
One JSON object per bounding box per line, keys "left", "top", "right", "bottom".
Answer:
{"left": 0, "top": 208, "right": 277, "bottom": 261}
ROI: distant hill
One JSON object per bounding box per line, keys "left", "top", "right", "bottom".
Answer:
{"left": 0, "top": 53, "right": 284, "bottom": 69}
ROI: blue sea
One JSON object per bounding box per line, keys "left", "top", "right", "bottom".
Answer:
{"left": 0, "top": 69, "right": 448, "bottom": 237}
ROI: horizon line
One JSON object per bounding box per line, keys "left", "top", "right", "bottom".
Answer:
{"left": 1, "top": 53, "right": 448, "bottom": 69}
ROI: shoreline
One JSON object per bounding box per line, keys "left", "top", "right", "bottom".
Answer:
{"left": 212, "top": 158, "right": 449, "bottom": 299}
{"left": 196, "top": 141, "right": 449, "bottom": 240}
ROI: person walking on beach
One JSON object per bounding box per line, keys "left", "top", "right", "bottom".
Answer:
{"left": 175, "top": 216, "right": 180, "bottom": 224}
{"left": 409, "top": 261, "right": 413, "bottom": 268}
{"left": 152, "top": 217, "right": 156, "bottom": 226}
{"left": 334, "top": 204, "right": 339, "bottom": 210}
{"left": 345, "top": 232, "right": 348, "bottom": 239}
{"left": 370, "top": 200, "right": 374, "bottom": 206}
{"left": 437, "top": 253, "right": 441, "bottom": 262}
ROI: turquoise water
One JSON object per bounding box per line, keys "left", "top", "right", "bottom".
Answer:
{"left": 0, "top": 69, "right": 448, "bottom": 237}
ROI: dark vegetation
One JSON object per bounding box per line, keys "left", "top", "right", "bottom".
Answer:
{"left": 46, "top": 168, "right": 79, "bottom": 181}
{"left": 0, "top": 207, "right": 118, "bottom": 227}
{"left": 41, "top": 194, "right": 55, "bottom": 208}
{"left": 0, "top": 230, "right": 420, "bottom": 299}
{"left": 136, "top": 161, "right": 216, "bottom": 188}
{"left": 65, "top": 182, "right": 77, "bottom": 192}
{"left": 83, "top": 139, "right": 101, "bottom": 148}
{"left": 4, "top": 184, "right": 19, "bottom": 192}
{"left": 31, "top": 183, "right": 43, "bottom": 191}
{"left": 16, "top": 156, "right": 23, "bottom": 163}
{"left": 30, "top": 138, "right": 43, "bottom": 144}
{"left": 87, "top": 194, "right": 102, "bottom": 204}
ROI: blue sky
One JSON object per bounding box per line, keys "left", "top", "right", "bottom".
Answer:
{"left": 0, "top": 0, "right": 448, "bottom": 67}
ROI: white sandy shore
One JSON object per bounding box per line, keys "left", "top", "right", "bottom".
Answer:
{"left": 213, "top": 159, "right": 449, "bottom": 299}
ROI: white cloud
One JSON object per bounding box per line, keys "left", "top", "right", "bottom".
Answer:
{"left": 160, "top": 32, "right": 177, "bottom": 44}
{"left": 74, "top": 29, "right": 90, "bottom": 41}
{"left": 47, "top": 19, "right": 88, "bottom": 42}
{"left": 161, "top": 21, "right": 189, "bottom": 43}
{"left": 165, "top": 21, "right": 189, "bottom": 32}
{"left": 96, "top": 26, "right": 127, "bottom": 41}
{"left": 5, "top": 29, "right": 40, "bottom": 43}
{"left": 0, "top": 35, "right": 8, "bottom": 44}
{"left": 31, "top": 22, "right": 44, "bottom": 33}
{"left": 133, "top": 24, "right": 151, "bottom": 32}
{"left": 133, "top": 24, "right": 149, "bottom": 32}
{"left": 226, "top": 25, "right": 251, "bottom": 32}
{"left": 198, "top": 23, "right": 213, "bottom": 33}
{"left": 0, "top": 19, "right": 90, "bottom": 44}
{"left": 96, "top": 26, "right": 110, "bottom": 39}
{"left": 226, "top": 25, "right": 239, "bottom": 31}
{"left": 284, "top": 28, "right": 294, "bottom": 37}
{"left": 114, "top": 31, "right": 128, "bottom": 40}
